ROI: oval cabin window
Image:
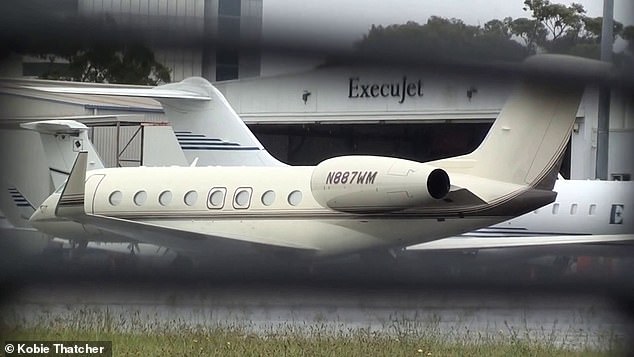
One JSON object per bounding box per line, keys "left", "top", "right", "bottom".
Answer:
{"left": 233, "top": 188, "right": 252, "bottom": 209}
{"left": 208, "top": 188, "right": 226, "bottom": 209}
{"left": 184, "top": 190, "right": 197, "bottom": 206}
{"left": 288, "top": 190, "right": 302, "bottom": 206}
{"left": 159, "top": 190, "right": 172, "bottom": 206}
{"left": 133, "top": 190, "right": 147, "bottom": 206}
{"left": 109, "top": 191, "right": 122, "bottom": 206}
{"left": 261, "top": 190, "right": 275, "bottom": 206}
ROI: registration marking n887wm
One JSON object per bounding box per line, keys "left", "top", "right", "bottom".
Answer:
{"left": 325, "top": 171, "right": 378, "bottom": 185}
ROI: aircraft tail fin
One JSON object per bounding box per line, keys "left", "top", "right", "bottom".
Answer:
{"left": 153, "top": 78, "right": 285, "bottom": 166}
{"left": 55, "top": 151, "right": 87, "bottom": 218}
{"left": 435, "top": 55, "right": 611, "bottom": 190}
{"left": 20, "top": 120, "right": 104, "bottom": 188}
{"left": 25, "top": 78, "right": 285, "bottom": 167}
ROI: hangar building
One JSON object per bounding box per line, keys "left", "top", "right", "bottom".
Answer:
{"left": 1, "top": 63, "right": 632, "bottom": 189}
{"left": 20, "top": 0, "right": 263, "bottom": 82}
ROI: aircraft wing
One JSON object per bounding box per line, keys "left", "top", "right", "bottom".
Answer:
{"left": 407, "top": 234, "right": 634, "bottom": 251}
{"left": 25, "top": 84, "right": 211, "bottom": 101}
{"left": 74, "top": 213, "right": 318, "bottom": 255}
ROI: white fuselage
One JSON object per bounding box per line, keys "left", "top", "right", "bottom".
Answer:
{"left": 408, "top": 180, "right": 633, "bottom": 252}
{"left": 478, "top": 180, "right": 632, "bottom": 236}
{"left": 31, "top": 165, "right": 524, "bottom": 257}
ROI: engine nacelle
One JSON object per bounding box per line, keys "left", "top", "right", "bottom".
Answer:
{"left": 310, "top": 156, "right": 450, "bottom": 213}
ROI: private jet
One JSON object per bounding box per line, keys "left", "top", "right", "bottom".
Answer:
{"left": 22, "top": 54, "right": 615, "bottom": 266}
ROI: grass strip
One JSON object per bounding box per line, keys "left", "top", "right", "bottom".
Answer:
{"left": 2, "top": 326, "right": 622, "bottom": 356}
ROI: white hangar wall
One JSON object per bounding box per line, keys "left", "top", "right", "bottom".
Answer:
{"left": 570, "top": 86, "right": 634, "bottom": 181}
{"left": 215, "top": 66, "right": 510, "bottom": 124}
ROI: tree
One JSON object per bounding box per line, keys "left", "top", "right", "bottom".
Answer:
{"left": 352, "top": 16, "right": 527, "bottom": 64}
{"left": 522, "top": 1, "right": 626, "bottom": 59}
{"left": 624, "top": 26, "right": 634, "bottom": 53}
{"left": 3, "top": 10, "right": 171, "bottom": 85}
{"left": 41, "top": 42, "right": 171, "bottom": 85}
{"left": 509, "top": 17, "right": 547, "bottom": 54}
{"left": 523, "top": 0, "right": 586, "bottom": 41}
{"left": 579, "top": 16, "right": 623, "bottom": 42}
{"left": 617, "top": 25, "right": 634, "bottom": 73}
{"left": 483, "top": 17, "right": 513, "bottom": 39}
{"left": 349, "top": 1, "right": 631, "bottom": 66}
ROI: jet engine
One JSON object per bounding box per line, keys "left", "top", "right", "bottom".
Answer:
{"left": 310, "top": 156, "right": 450, "bottom": 213}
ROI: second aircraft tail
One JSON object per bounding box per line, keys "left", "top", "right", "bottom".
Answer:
{"left": 21, "top": 120, "right": 105, "bottom": 189}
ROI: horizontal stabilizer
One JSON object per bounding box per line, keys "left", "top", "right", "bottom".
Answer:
{"left": 0, "top": 115, "right": 124, "bottom": 129}
{"left": 445, "top": 187, "right": 487, "bottom": 206}
{"left": 21, "top": 119, "right": 89, "bottom": 134}
{"left": 449, "top": 173, "right": 525, "bottom": 203}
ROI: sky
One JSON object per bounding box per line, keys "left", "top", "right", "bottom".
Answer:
{"left": 263, "top": 0, "right": 633, "bottom": 51}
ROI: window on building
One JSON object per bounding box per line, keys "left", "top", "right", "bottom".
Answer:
{"left": 611, "top": 173, "right": 631, "bottom": 181}
{"left": 216, "top": 47, "right": 239, "bottom": 81}
{"left": 218, "top": 16, "right": 241, "bottom": 39}
{"left": 219, "top": 0, "right": 241, "bottom": 16}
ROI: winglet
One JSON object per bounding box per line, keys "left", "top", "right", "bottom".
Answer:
{"left": 55, "top": 152, "right": 87, "bottom": 217}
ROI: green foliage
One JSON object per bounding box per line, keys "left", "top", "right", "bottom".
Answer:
{"left": 624, "top": 26, "right": 634, "bottom": 43}
{"left": 353, "top": 17, "right": 527, "bottom": 64}
{"left": 3, "top": 326, "right": 620, "bottom": 357}
{"left": 42, "top": 43, "right": 171, "bottom": 85}
{"left": 16, "top": 14, "right": 171, "bottom": 85}
{"left": 522, "top": 0, "right": 586, "bottom": 40}
{"left": 356, "top": 0, "right": 632, "bottom": 61}
{"left": 483, "top": 18, "right": 513, "bottom": 39}
{"left": 2, "top": 306, "right": 623, "bottom": 356}
{"left": 522, "top": 1, "right": 625, "bottom": 58}
{"left": 352, "top": 0, "right": 632, "bottom": 64}
{"left": 509, "top": 17, "right": 547, "bottom": 54}
{"left": 616, "top": 26, "right": 634, "bottom": 72}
